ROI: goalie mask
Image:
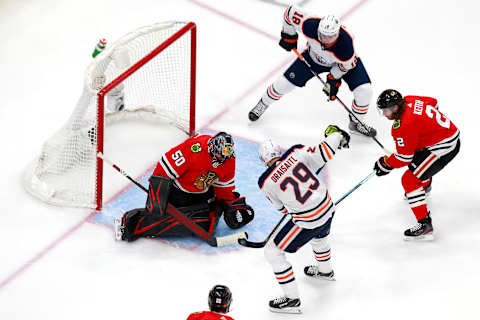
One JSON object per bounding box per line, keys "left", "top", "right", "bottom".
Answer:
{"left": 258, "top": 139, "right": 282, "bottom": 166}
{"left": 208, "top": 285, "right": 232, "bottom": 314}
{"left": 208, "top": 132, "right": 235, "bottom": 167}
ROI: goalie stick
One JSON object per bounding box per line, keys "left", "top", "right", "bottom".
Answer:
{"left": 292, "top": 48, "right": 391, "bottom": 155}
{"left": 98, "top": 152, "right": 247, "bottom": 247}
{"left": 238, "top": 170, "right": 376, "bottom": 248}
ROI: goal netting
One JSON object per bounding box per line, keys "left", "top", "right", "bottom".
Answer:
{"left": 24, "top": 21, "right": 196, "bottom": 210}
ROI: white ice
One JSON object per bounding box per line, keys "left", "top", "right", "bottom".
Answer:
{"left": 1, "top": 0, "right": 479, "bottom": 319}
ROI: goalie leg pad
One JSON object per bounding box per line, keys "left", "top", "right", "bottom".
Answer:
{"left": 128, "top": 203, "right": 221, "bottom": 238}
{"left": 145, "top": 175, "right": 171, "bottom": 216}
{"left": 159, "top": 203, "right": 220, "bottom": 237}
{"left": 120, "top": 208, "right": 144, "bottom": 242}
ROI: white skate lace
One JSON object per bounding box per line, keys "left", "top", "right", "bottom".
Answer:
{"left": 252, "top": 101, "right": 268, "bottom": 116}
{"left": 306, "top": 266, "right": 318, "bottom": 275}
{"left": 273, "top": 297, "right": 288, "bottom": 304}
{"left": 410, "top": 223, "right": 423, "bottom": 232}
{"left": 354, "top": 122, "right": 373, "bottom": 134}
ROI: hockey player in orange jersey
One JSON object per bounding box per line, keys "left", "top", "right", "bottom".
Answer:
{"left": 114, "top": 132, "right": 254, "bottom": 242}
{"left": 374, "top": 89, "right": 460, "bottom": 240}
{"left": 187, "top": 285, "right": 234, "bottom": 320}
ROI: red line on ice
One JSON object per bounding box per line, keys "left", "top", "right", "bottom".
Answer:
{"left": 0, "top": 0, "right": 368, "bottom": 290}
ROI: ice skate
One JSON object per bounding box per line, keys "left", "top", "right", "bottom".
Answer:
{"left": 348, "top": 115, "right": 377, "bottom": 137}
{"left": 269, "top": 296, "right": 301, "bottom": 314}
{"left": 304, "top": 265, "right": 336, "bottom": 281}
{"left": 248, "top": 99, "right": 269, "bottom": 121}
{"left": 404, "top": 215, "right": 434, "bottom": 241}
{"left": 114, "top": 218, "right": 125, "bottom": 241}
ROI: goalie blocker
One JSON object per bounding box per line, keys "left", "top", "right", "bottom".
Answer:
{"left": 118, "top": 175, "right": 254, "bottom": 242}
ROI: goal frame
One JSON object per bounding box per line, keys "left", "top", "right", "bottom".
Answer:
{"left": 94, "top": 22, "right": 196, "bottom": 210}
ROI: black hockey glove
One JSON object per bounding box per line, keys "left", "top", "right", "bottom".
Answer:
{"left": 324, "top": 125, "right": 350, "bottom": 149}
{"left": 279, "top": 32, "right": 298, "bottom": 51}
{"left": 374, "top": 156, "right": 393, "bottom": 176}
{"left": 221, "top": 192, "right": 255, "bottom": 229}
{"left": 323, "top": 74, "right": 342, "bottom": 100}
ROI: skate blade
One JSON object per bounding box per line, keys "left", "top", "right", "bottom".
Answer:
{"left": 348, "top": 128, "right": 374, "bottom": 138}
{"left": 307, "top": 275, "right": 336, "bottom": 281}
{"left": 269, "top": 307, "right": 302, "bottom": 314}
{"left": 114, "top": 218, "right": 122, "bottom": 241}
{"left": 403, "top": 233, "right": 434, "bottom": 241}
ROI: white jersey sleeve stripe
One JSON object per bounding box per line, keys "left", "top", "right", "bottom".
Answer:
{"left": 160, "top": 156, "right": 179, "bottom": 179}
{"left": 213, "top": 178, "right": 235, "bottom": 187}
{"left": 394, "top": 153, "right": 413, "bottom": 163}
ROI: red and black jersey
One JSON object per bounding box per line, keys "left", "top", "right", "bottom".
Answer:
{"left": 386, "top": 95, "right": 459, "bottom": 168}
{"left": 153, "top": 134, "right": 236, "bottom": 201}
{"left": 186, "top": 311, "right": 234, "bottom": 320}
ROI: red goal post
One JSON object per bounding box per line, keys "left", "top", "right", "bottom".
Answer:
{"left": 24, "top": 21, "right": 197, "bottom": 210}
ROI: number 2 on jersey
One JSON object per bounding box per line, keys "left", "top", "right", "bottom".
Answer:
{"left": 280, "top": 163, "right": 319, "bottom": 204}
{"left": 426, "top": 105, "right": 450, "bottom": 129}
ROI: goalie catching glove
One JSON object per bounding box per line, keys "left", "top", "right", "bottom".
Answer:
{"left": 221, "top": 192, "right": 255, "bottom": 229}
{"left": 325, "top": 125, "right": 350, "bottom": 149}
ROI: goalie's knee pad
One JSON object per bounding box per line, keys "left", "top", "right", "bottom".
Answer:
{"left": 145, "top": 175, "right": 172, "bottom": 216}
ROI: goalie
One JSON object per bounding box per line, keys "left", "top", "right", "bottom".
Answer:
{"left": 114, "top": 132, "right": 255, "bottom": 242}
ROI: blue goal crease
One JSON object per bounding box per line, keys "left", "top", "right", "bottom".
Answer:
{"left": 91, "top": 131, "right": 326, "bottom": 254}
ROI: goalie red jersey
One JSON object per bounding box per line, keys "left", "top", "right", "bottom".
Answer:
{"left": 187, "top": 311, "right": 234, "bottom": 320}
{"left": 386, "top": 95, "right": 459, "bottom": 168}
{"left": 153, "top": 134, "right": 236, "bottom": 201}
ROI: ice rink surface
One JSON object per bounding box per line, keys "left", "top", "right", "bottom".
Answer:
{"left": 1, "top": 0, "right": 479, "bottom": 319}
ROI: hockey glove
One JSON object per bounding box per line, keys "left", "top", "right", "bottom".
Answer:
{"left": 221, "top": 192, "right": 255, "bottom": 229}
{"left": 279, "top": 32, "right": 298, "bottom": 51}
{"left": 324, "top": 125, "right": 350, "bottom": 149}
{"left": 323, "top": 74, "right": 342, "bottom": 100}
{"left": 374, "top": 156, "right": 393, "bottom": 176}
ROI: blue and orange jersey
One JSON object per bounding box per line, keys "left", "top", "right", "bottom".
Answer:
{"left": 258, "top": 133, "right": 343, "bottom": 229}
{"left": 282, "top": 5, "right": 358, "bottom": 79}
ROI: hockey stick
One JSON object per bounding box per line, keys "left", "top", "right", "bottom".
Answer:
{"left": 292, "top": 48, "right": 391, "bottom": 154}
{"left": 98, "top": 152, "right": 148, "bottom": 193}
{"left": 333, "top": 170, "right": 375, "bottom": 205}
{"left": 238, "top": 214, "right": 288, "bottom": 248}
{"left": 238, "top": 170, "right": 376, "bottom": 248}
{"left": 98, "top": 152, "right": 247, "bottom": 247}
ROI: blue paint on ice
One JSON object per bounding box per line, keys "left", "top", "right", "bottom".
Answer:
{"left": 91, "top": 132, "right": 325, "bottom": 254}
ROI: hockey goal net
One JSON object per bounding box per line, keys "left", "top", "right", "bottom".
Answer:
{"left": 24, "top": 21, "right": 196, "bottom": 210}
